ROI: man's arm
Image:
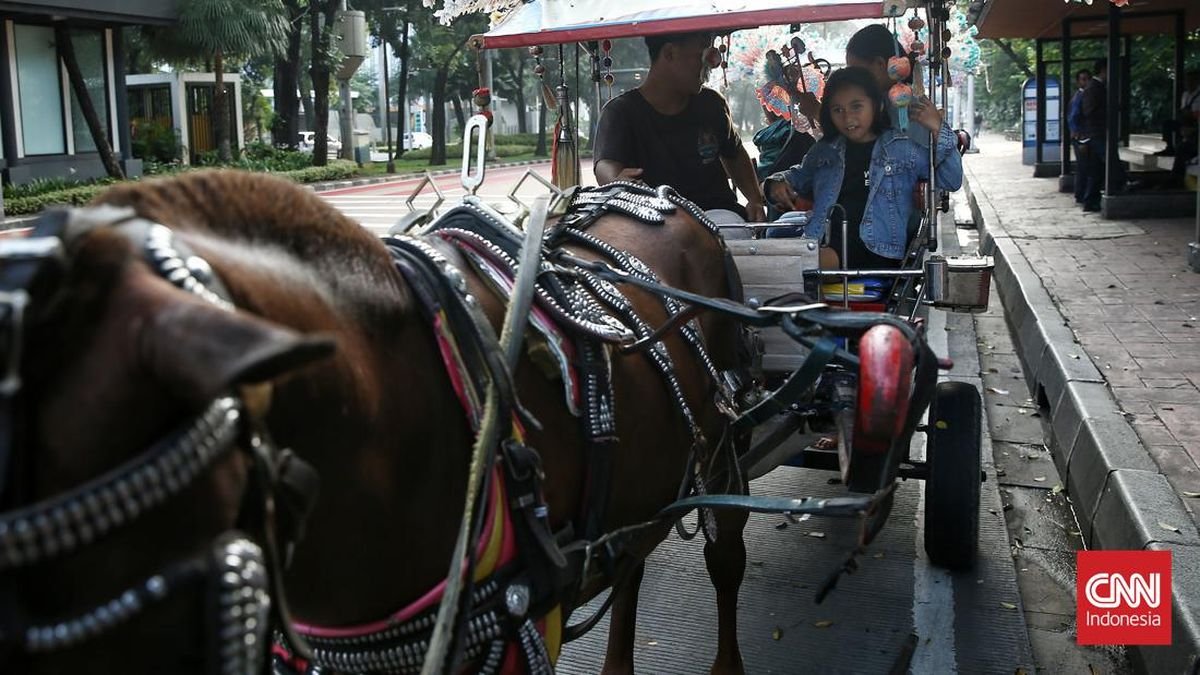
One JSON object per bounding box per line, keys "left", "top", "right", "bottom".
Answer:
{"left": 721, "top": 145, "right": 766, "bottom": 222}
{"left": 595, "top": 160, "right": 644, "bottom": 185}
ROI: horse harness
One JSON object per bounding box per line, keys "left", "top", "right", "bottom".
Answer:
{"left": 0, "top": 207, "right": 320, "bottom": 674}
{"left": 273, "top": 184, "right": 744, "bottom": 674}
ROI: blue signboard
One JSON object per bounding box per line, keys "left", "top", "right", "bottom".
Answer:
{"left": 1022, "top": 77, "right": 1061, "bottom": 165}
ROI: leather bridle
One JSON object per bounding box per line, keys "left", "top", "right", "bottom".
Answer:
{"left": 0, "top": 207, "right": 316, "bottom": 674}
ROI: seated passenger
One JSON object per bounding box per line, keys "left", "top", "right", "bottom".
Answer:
{"left": 753, "top": 106, "right": 792, "bottom": 181}
{"left": 763, "top": 67, "right": 963, "bottom": 270}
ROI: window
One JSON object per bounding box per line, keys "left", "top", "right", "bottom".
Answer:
{"left": 69, "top": 30, "right": 109, "bottom": 153}
{"left": 14, "top": 24, "right": 65, "bottom": 156}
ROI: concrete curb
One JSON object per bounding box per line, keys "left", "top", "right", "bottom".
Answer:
{"left": 304, "top": 157, "right": 554, "bottom": 193}
{"left": 963, "top": 166, "right": 1200, "bottom": 674}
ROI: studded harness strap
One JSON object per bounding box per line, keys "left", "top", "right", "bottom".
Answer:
{"left": 0, "top": 207, "right": 321, "bottom": 674}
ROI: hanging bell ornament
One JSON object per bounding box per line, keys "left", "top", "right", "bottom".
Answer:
{"left": 529, "top": 45, "right": 543, "bottom": 56}
{"left": 721, "top": 60, "right": 728, "bottom": 69}
{"left": 942, "top": 47, "right": 952, "bottom": 59}
{"left": 718, "top": 43, "right": 727, "bottom": 53}
{"left": 534, "top": 64, "right": 546, "bottom": 76}
{"left": 602, "top": 56, "right": 613, "bottom": 68}
{"left": 601, "top": 39, "right": 612, "bottom": 52}
{"left": 910, "top": 41, "right": 925, "bottom": 55}
{"left": 603, "top": 72, "right": 615, "bottom": 86}
{"left": 908, "top": 17, "right": 925, "bottom": 30}
{"left": 942, "top": 29, "right": 953, "bottom": 41}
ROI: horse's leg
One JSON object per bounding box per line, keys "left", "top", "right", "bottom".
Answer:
{"left": 705, "top": 506, "right": 748, "bottom": 674}
{"left": 600, "top": 562, "right": 645, "bottom": 675}
{"left": 705, "top": 454, "right": 749, "bottom": 675}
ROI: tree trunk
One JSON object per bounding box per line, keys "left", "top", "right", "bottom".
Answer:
{"left": 272, "top": 6, "right": 303, "bottom": 148}
{"left": 393, "top": 16, "right": 410, "bottom": 161}
{"left": 515, "top": 57, "right": 528, "bottom": 134}
{"left": 534, "top": 94, "right": 547, "bottom": 157}
{"left": 214, "top": 49, "right": 232, "bottom": 163}
{"left": 310, "top": 4, "right": 337, "bottom": 166}
{"left": 55, "top": 23, "right": 124, "bottom": 179}
{"left": 431, "top": 66, "right": 449, "bottom": 165}
{"left": 300, "top": 72, "right": 315, "bottom": 131}
{"left": 451, "top": 94, "right": 465, "bottom": 135}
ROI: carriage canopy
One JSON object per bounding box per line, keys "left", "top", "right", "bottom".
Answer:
{"left": 472, "top": 0, "right": 895, "bottom": 49}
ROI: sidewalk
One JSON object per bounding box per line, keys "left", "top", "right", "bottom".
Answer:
{"left": 964, "top": 139, "right": 1200, "bottom": 673}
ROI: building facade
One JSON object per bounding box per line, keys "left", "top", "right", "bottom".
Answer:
{"left": 0, "top": 0, "right": 178, "bottom": 185}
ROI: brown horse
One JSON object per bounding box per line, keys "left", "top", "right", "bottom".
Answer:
{"left": 10, "top": 169, "right": 748, "bottom": 673}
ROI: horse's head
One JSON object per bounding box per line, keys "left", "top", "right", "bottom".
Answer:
{"left": 0, "top": 206, "right": 334, "bottom": 672}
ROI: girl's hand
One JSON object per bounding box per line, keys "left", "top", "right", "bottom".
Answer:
{"left": 910, "top": 96, "right": 943, "bottom": 133}
{"left": 767, "top": 179, "right": 800, "bottom": 213}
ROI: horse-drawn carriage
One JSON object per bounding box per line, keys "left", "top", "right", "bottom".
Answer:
{"left": 0, "top": 1, "right": 993, "bottom": 673}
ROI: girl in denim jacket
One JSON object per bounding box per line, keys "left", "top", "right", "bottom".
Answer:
{"left": 764, "top": 67, "right": 962, "bottom": 269}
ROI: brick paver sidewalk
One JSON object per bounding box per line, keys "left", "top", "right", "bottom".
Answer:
{"left": 967, "top": 140, "right": 1200, "bottom": 526}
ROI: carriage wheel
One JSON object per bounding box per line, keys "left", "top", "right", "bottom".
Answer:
{"left": 923, "top": 381, "right": 982, "bottom": 570}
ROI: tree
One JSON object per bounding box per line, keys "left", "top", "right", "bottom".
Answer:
{"left": 411, "top": 11, "right": 487, "bottom": 165}
{"left": 154, "top": 0, "right": 289, "bottom": 162}
{"left": 56, "top": 24, "right": 124, "bottom": 179}
{"left": 308, "top": 0, "right": 342, "bottom": 165}
{"left": 272, "top": 0, "right": 306, "bottom": 149}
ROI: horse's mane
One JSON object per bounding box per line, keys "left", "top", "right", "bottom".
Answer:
{"left": 90, "top": 170, "right": 390, "bottom": 270}
{"left": 88, "top": 170, "right": 406, "bottom": 316}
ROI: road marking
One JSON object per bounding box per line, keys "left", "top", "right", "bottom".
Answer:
{"left": 910, "top": 226, "right": 959, "bottom": 674}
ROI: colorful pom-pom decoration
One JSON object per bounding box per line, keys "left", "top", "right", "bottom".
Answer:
{"left": 889, "top": 83, "right": 914, "bottom": 108}
{"left": 889, "top": 83, "right": 914, "bottom": 132}
{"left": 887, "top": 55, "right": 911, "bottom": 82}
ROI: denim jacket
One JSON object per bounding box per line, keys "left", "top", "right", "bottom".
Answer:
{"left": 765, "top": 125, "right": 963, "bottom": 259}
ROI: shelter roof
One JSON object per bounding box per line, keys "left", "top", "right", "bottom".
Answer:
{"left": 969, "top": 0, "right": 1200, "bottom": 40}
{"left": 473, "top": 0, "right": 892, "bottom": 49}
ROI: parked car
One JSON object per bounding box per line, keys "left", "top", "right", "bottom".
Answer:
{"left": 403, "top": 131, "right": 433, "bottom": 150}
{"left": 298, "top": 131, "right": 342, "bottom": 156}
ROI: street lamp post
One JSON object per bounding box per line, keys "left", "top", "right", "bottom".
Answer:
{"left": 382, "top": 44, "right": 395, "bottom": 173}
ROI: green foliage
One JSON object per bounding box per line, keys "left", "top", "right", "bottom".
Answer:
{"left": 162, "top": 0, "right": 290, "bottom": 62}
{"left": 131, "top": 119, "right": 182, "bottom": 163}
{"left": 5, "top": 184, "right": 114, "bottom": 215}
{"left": 4, "top": 160, "right": 361, "bottom": 216}
{"left": 3, "top": 176, "right": 116, "bottom": 200}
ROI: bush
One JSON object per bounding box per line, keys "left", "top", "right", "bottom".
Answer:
{"left": 131, "top": 119, "right": 182, "bottom": 163}
{"left": 275, "top": 159, "right": 358, "bottom": 183}
{"left": 4, "top": 176, "right": 116, "bottom": 200}
{"left": 5, "top": 184, "right": 112, "bottom": 215}
{"left": 3, "top": 160, "right": 361, "bottom": 216}
{"left": 494, "top": 144, "right": 534, "bottom": 157}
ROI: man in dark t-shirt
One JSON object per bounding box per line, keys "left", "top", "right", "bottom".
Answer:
{"left": 593, "top": 32, "right": 766, "bottom": 221}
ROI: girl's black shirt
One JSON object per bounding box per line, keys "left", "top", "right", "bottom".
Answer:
{"left": 828, "top": 137, "right": 902, "bottom": 270}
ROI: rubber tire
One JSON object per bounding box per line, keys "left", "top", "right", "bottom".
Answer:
{"left": 923, "top": 381, "right": 982, "bottom": 570}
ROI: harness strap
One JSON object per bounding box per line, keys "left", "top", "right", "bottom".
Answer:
{"left": 733, "top": 338, "right": 836, "bottom": 431}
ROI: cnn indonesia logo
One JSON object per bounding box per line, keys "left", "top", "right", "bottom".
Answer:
{"left": 1077, "top": 550, "right": 1172, "bottom": 646}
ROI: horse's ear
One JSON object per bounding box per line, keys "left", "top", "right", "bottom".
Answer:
{"left": 139, "top": 301, "right": 336, "bottom": 403}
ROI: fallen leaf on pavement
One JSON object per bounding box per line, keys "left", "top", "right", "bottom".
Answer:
{"left": 813, "top": 620, "right": 834, "bottom": 628}
{"left": 1034, "top": 476, "right": 1047, "bottom": 482}
{"left": 935, "top": 420, "right": 949, "bottom": 429}
{"left": 647, "top": 640, "right": 659, "bottom": 646}
{"left": 1000, "top": 602, "right": 1017, "bottom": 610}
{"left": 808, "top": 531, "right": 826, "bottom": 539}
{"left": 772, "top": 627, "right": 783, "bottom": 641}
{"left": 1159, "top": 521, "right": 1182, "bottom": 534}
{"left": 1182, "top": 491, "right": 1200, "bottom": 498}
{"left": 987, "top": 386, "right": 1010, "bottom": 395}
{"left": 1052, "top": 483, "right": 1064, "bottom": 494}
